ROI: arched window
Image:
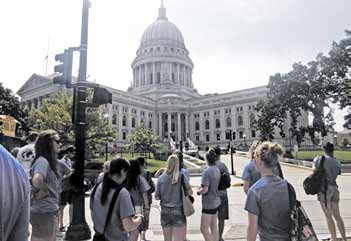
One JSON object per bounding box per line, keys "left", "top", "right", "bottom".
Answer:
{"left": 215, "top": 119, "right": 220, "bottom": 129}
{"left": 226, "top": 117, "right": 231, "bottom": 127}
{"left": 238, "top": 116, "right": 243, "bottom": 126}
{"left": 205, "top": 120, "right": 210, "bottom": 130}
{"left": 122, "top": 116, "right": 127, "bottom": 126}
{"left": 195, "top": 121, "right": 200, "bottom": 131}
{"left": 149, "top": 121, "right": 152, "bottom": 129}
{"left": 112, "top": 114, "right": 117, "bottom": 125}
{"left": 132, "top": 117, "right": 136, "bottom": 128}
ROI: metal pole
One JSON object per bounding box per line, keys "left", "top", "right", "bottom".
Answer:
{"left": 105, "top": 142, "right": 108, "bottom": 161}
{"left": 230, "top": 130, "right": 235, "bottom": 175}
{"left": 65, "top": 0, "right": 91, "bottom": 239}
{"left": 288, "top": 129, "right": 292, "bottom": 152}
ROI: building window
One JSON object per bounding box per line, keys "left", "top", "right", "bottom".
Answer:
{"left": 123, "top": 132, "right": 127, "bottom": 140}
{"left": 251, "top": 130, "right": 256, "bottom": 138}
{"left": 195, "top": 135, "right": 200, "bottom": 141}
{"left": 140, "top": 119, "right": 144, "bottom": 126}
{"left": 238, "top": 116, "right": 243, "bottom": 126}
{"left": 216, "top": 133, "right": 221, "bottom": 141}
{"left": 239, "top": 131, "right": 243, "bottom": 139}
{"left": 149, "top": 73, "right": 153, "bottom": 84}
{"left": 112, "top": 114, "right": 117, "bottom": 125}
{"left": 205, "top": 120, "right": 210, "bottom": 130}
{"left": 226, "top": 117, "right": 231, "bottom": 127}
{"left": 195, "top": 121, "right": 200, "bottom": 131}
{"left": 132, "top": 118, "right": 136, "bottom": 128}
{"left": 122, "top": 116, "right": 127, "bottom": 126}
{"left": 233, "top": 131, "right": 236, "bottom": 140}
{"left": 206, "top": 134, "right": 210, "bottom": 142}
{"left": 250, "top": 113, "right": 256, "bottom": 127}
{"left": 215, "top": 119, "right": 220, "bottom": 129}
{"left": 225, "top": 131, "right": 231, "bottom": 140}
{"left": 171, "top": 123, "right": 175, "bottom": 132}
{"left": 157, "top": 72, "right": 161, "bottom": 84}
{"left": 164, "top": 123, "right": 168, "bottom": 132}
{"left": 149, "top": 121, "right": 152, "bottom": 129}
{"left": 172, "top": 73, "right": 175, "bottom": 83}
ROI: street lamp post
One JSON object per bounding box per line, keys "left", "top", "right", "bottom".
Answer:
{"left": 243, "top": 134, "right": 247, "bottom": 147}
{"left": 334, "top": 134, "right": 338, "bottom": 147}
{"left": 103, "top": 113, "right": 109, "bottom": 162}
{"left": 229, "top": 130, "right": 235, "bottom": 175}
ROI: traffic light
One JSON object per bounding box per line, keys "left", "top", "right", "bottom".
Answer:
{"left": 53, "top": 49, "right": 73, "bottom": 85}
{"left": 92, "top": 87, "right": 112, "bottom": 105}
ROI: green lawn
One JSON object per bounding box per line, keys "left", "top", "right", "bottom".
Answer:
{"left": 294, "top": 151, "right": 351, "bottom": 163}
{"left": 97, "top": 153, "right": 166, "bottom": 174}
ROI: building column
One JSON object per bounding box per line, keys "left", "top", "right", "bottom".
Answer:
{"left": 168, "top": 112, "right": 172, "bottom": 140}
{"left": 169, "top": 62, "right": 172, "bottom": 82}
{"left": 158, "top": 113, "right": 163, "bottom": 141}
{"left": 138, "top": 66, "right": 142, "bottom": 86}
{"left": 185, "top": 113, "right": 189, "bottom": 139}
{"left": 144, "top": 64, "right": 148, "bottom": 85}
{"left": 177, "top": 64, "right": 180, "bottom": 85}
{"left": 118, "top": 107, "right": 123, "bottom": 141}
{"left": 190, "top": 68, "right": 193, "bottom": 88}
{"left": 153, "top": 62, "right": 156, "bottom": 84}
{"left": 177, "top": 112, "right": 181, "bottom": 142}
{"left": 160, "top": 63, "right": 164, "bottom": 84}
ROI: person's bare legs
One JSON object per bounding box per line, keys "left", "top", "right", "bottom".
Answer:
{"left": 129, "top": 229, "right": 139, "bottom": 241}
{"left": 173, "top": 226, "right": 187, "bottom": 241}
{"left": 162, "top": 227, "right": 172, "bottom": 241}
{"left": 320, "top": 202, "right": 337, "bottom": 241}
{"left": 201, "top": 213, "right": 214, "bottom": 241}
{"left": 331, "top": 201, "right": 347, "bottom": 241}
{"left": 210, "top": 214, "right": 219, "bottom": 241}
{"left": 58, "top": 205, "right": 65, "bottom": 229}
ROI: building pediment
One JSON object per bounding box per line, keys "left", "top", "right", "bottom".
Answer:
{"left": 17, "top": 73, "right": 52, "bottom": 95}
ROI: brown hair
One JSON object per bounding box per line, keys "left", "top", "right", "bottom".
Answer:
{"left": 32, "top": 130, "right": 60, "bottom": 177}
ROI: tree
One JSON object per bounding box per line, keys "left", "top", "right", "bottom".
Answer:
{"left": 0, "top": 82, "right": 28, "bottom": 132}
{"left": 128, "top": 126, "right": 159, "bottom": 153}
{"left": 28, "top": 93, "right": 117, "bottom": 156}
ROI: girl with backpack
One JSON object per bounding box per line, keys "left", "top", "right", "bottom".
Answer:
{"left": 314, "top": 142, "right": 346, "bottom": 241}
{"left": 126, "top": 159, "right": 151, "bottom": 241}
{"left": 90, "top": 158, "right": 142, "bottom": 241}
{"left": 30, "top": 130, "right": 61, "bottom": 241}
{"left": 245, "top": 142, "right": 291, "bottom": 241}
{"left": 197, "top": 149, "right": 221, "bottom": 241}
{"left": 155, "top": 154, "right": 192, "bottom": 241}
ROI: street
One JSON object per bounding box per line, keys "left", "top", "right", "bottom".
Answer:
{"left": 59, "top": 153, "right": 351, "bottom": 240}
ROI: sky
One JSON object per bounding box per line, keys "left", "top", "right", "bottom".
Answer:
{"left": 0, "top": 0, "right": 350, "bottom": 131}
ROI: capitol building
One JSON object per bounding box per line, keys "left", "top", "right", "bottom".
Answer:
{"left": 17, "top": 3, "right": 308, "bottom": 148}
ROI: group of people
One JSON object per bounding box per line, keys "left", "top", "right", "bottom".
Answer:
{"left": 0, "top": 128, "right": 347, "bottom": 241}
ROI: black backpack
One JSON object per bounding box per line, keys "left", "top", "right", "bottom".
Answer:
{"left": 303, "top": 155, "right": 326, "bottom": 195}
{"left": 218, "top": 170, "right": 231, "bottom": 190}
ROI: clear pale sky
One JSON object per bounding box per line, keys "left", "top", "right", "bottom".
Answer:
{"left": 0, "top": 0, "right": 350, "bottom": 130}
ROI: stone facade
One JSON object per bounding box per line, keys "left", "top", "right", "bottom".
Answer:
{"left": 17, "top": 3, "right": 308, "bottom": 148}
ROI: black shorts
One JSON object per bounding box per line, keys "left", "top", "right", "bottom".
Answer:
{"left": 202, "top": 207, "right": 219, "bottom": 215}
{"left": 218, "top": 194, "right": 229, "bottom": 220}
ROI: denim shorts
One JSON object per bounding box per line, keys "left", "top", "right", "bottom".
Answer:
{"left": 30, "top": 212, "right": 57, "bottom": 240}
{"left": 161, "top": 206, "right": 186, "bottom": 228}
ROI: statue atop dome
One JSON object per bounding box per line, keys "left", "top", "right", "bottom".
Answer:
{"left": 158, "top": 0, "right": 167, "bottom": 20}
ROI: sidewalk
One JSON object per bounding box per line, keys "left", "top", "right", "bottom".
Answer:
{"left": 57, "top": 153, "right": 351, "bottom": 240}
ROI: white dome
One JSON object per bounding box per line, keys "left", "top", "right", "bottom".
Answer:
{"left": 139, "top": 5, "right": 185, "bottom": 49}
{"left": 140, "top": 19, "right": 185, "bottom": 49}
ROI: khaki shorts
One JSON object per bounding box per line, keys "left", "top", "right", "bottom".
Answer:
{"left": 318, "top": 185, "right": 340, "bottom": 203}
{"left": 30, "top": 212, "right": 57, "bottom": 241}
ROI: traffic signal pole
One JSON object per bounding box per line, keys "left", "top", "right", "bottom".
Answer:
{"left": 64, "top": 0, "right": 91, "bottom": 240}
{"left": 230, "top": 130, "right": 235, "bottom": 176}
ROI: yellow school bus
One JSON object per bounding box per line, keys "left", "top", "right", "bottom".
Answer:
{"left": 0, "top": 115, "right": 20, "bottom": 137}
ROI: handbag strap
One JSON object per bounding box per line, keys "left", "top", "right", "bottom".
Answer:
{"left": 103, "top": 186, "right": 123, "bottom": 234}
{"left": 180, "top": 173, "right": 187, "bottom": 196}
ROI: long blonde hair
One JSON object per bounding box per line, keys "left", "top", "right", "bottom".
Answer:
{"left": 166, "top": 154, "right": 180, "bottom": 184}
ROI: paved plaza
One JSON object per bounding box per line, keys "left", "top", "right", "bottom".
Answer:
{"left": 59, "top": 153, "right": 351, "bottom": 241}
